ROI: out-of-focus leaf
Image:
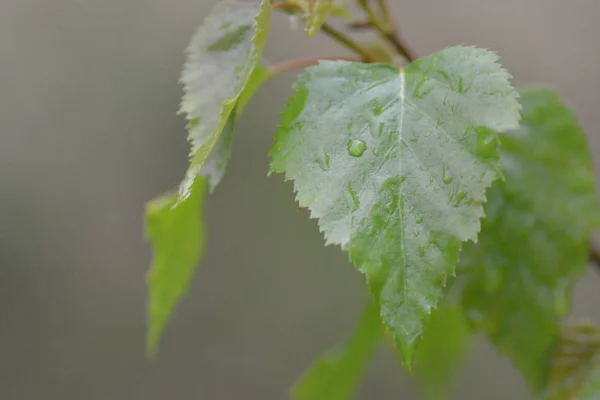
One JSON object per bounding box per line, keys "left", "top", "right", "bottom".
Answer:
{"left": 414, "top": 302, "right": 470, "bottom": 400}
{"left": 460, "top": 89, "right": 600, "bottom": 388}
{"left": 290, "top": 0, "right": 336, "bottom": 36}
{"left": 145, "top": 177, "right": 206, "bottom": 356}
{"left": 541, "top": 322, "right": 600, "bottom": 399}
{"left": 293, "top": 301, "right": 382, "bottom": 400}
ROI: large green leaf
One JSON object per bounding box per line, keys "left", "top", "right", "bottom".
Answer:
{"left": 540, "top": 322, "right": 600, "bottom": 399}
{"left": 292, "top": 301, "right": 382, "bottom": 400}
{"left": 460, "top": 89, "right": 600, "bottom": 388}
{"left": 270, "top": 46, "right": 521, "bottom": 364}
{"left": 145, "top": 177, "right": 207, "bottom": 356}
{"left": 201, "top": 63, "right": 271, "bottom": 191}
{"left": 413, "top": 302, "right": 470, "bottom": 400}
{"left": 177, "top": 0, "right": 270, "bottom": 203}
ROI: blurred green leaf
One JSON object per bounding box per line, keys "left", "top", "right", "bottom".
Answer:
{"left": 145, "top": 177, "right": 207, "bottom": 356}
{"left": 414, "top": 302, "right": 470, "bottom": 400}
{"left": 270, "top": 46, "right": 520, "bottom": 365}
{"left": 290, "top": 0, "right": 336, "bottom": 36}
{"left": 293, "top": 301, "right": 382, "bottom": 400}
{"left": 541, "top": 322, "right": 600, "bottom": 399}
{"left": 460, "top": 89, "right": 600, "bottom": 389}
{"left": 177, "top": 0, "right": 270, "bottom": 203}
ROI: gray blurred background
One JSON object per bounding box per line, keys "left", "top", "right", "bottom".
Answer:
{"left": 1, "top": 0, "right": 600, "bottom": 399}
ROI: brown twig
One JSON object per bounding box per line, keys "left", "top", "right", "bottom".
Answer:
{"left": 357, "top": 0, "right": 416, "bottom": 62}
{"left": 271, "top": 1, "right": 376, "bottom": 62}
{"left": 270, "top": 2, "right": 301, "bottom": 11}
{"left": 590, "top": 242, "right": 600, "bottom": 273}
{"left": 348, "top": 20, "right": 374, "bottom": 30}
{"left": 319, "top": 24, "right": 375, "bottom": 62}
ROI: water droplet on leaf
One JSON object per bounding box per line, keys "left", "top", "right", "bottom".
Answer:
{"left": 347, "top": 139, "right": 367, "bottom": 157}
{"left": 477, "top": 127, "right": 498, "bottom": 157}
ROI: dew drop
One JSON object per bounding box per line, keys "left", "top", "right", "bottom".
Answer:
{"left": 477, "top": 127, "right": 498, "bottom": 157}
{"left": 347, "top": 138, "right": 367, "bottom": 157}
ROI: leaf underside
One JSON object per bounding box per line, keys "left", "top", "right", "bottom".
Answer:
{"left": 541, "top": 322, "right": 600, "bottom": 399}
{"left": 271, "top": 46, "right": 521, "bottom": 364}
{"left": 459, "top": 89, "right": 600, "bottom": 388}
{"left": 202, "top": 63, "right": 271, "bottom": 192}
{"left": 177, "top": 0, "right": 270, "bottom": 203}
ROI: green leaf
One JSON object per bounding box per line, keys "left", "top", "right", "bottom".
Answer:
{"left": 459, "top": 89, "right": 600, "bottom": 388}
{"left": 178, "top": 0, "right": 270, "bottom": 203}
{"left": 541, "top": 322, "right": 600, "bottom": 399}
{"left": 145, "top": 1, "right": 271, "bottom": 356}
{"left": 292, "top": 301, "right": 382, "bottom": 400}
{"left": 202, "top": 63, "right": 271, "bottom": 191}
{"left": 145, "top": 177, "right": 207, "bottom": 356}
{"left": 290, "top": 0, "right": 336, "bottom": 36}
{"left": 414, "top": 302, "right": 470, "bottom": 400}
{"left": 270, "top": 46, "right": 521, "bottom": 365}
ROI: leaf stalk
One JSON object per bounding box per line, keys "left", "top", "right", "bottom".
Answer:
{"left": 357, "top": 0, "right": 416, "bottom": 62}
{"left": 270, "top": 1, "right": 376, "bottom": 62}
{"left": 268, "top": 56, "right": 361, "bottom": 76}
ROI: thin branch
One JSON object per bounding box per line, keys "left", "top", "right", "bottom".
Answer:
{"left": 375, "top": 0, "right": 394, "bottom": 27}
{"left": 271, "top": 2, "right": 376, "bottom": 62}
{"left": 357, "top": 0, "right": 416, "bottom": 62}
{"left": 385, "top": 30, "right": 416, "bottom": 62}
{"left": 347, "top": 20, "right": 374, "bottom": 30}
{"left": 268, "top": 56, "right": 362, "bottom": 76}
{"left": 319, "top": 24, "right": 375, "bottom": 62}
{"left": 590, "top": 243, "right": 600, "bottom": 273}
{"left": 270, "top": 2, "right": 302, "bottom": 11}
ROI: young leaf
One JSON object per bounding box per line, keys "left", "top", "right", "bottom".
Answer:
{"left": 413, "top": 302, "right": 470, "bottom": 400}
{"left": 178, "top": 0, "right": 270, "bottom": 203}
{"left": 145, "top": 177, "right": 207, "bottom": 356}
{"left": 145, "top": 1, "right": 271, "bottom": 356}
{"left": 459, "top": 89, "right": 600, "bottom": 388}
{"left": 290, "top": 0, "right": 336, "bottom": 36}
{"left": 292, "top": 301, "right": 382, "bottom": 400}
{"left": 541, "top": 322, "right": 600, "bottom": 399}
{"left": 202, "top": 63, "right": 271, "bottom": 191}
{"left": 270, "top": 46, "right": 521, "bottom": 365}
